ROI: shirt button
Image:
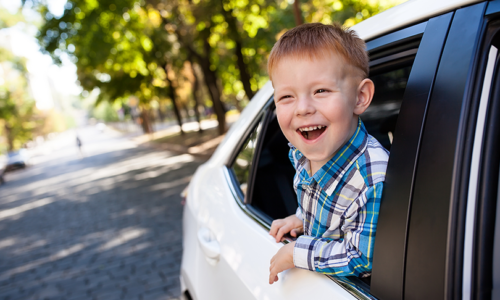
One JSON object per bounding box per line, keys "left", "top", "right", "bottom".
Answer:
{"left": 302, "top": 184, "right": 307, "bottom": 189}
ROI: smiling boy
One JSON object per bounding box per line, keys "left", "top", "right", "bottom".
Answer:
{"left": 267, "top": 23, "right": 389, "bottom": 283}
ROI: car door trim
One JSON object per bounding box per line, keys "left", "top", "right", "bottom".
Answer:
{"left": 462, "top": 45, "right": 498, "bottom": 300}
{"left": 403, "top": 3, "right": 487, "bottom": 299}
{"left": 370, "top": 12, "right": 454, "bottom": 300}
{"left": 366, "top": 22, "right": 426, "bottom": 52}
{"left": 369, "top": 48, "right": 418, "bottom": 67}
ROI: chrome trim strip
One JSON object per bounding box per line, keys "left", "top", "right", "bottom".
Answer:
{"left": 328, "top": 276, "right": 378, "bottom": 300}
{"left": 462, "top": 45, "right": 498, "bottom": 300}
{"left": 223, "top": 166, "right": 377, "bottom": 300}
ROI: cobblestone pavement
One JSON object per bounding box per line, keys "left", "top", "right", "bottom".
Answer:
{"left": 0, "top": 127, "right": 205, "bottom": 300}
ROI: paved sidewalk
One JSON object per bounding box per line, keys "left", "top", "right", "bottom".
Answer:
{"left": 0, "top": 126, "right": 204, "bottom": 300}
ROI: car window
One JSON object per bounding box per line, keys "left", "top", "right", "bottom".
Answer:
{"left": 229, "top": 112, "right": 266, "bottom": 200}
{"left": 232, "top": 123, "right": 262, "bottom": 196}
{"left": 363, "top": 62, "right": 413, "bottom": 150}
{"left": 247, "top": 109, "right": 297, "bottom": 220}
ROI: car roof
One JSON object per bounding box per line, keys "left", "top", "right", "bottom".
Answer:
{"left": 351, "top": 0, "right": 483, "bottom": 41}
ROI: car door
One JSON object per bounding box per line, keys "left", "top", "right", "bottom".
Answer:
{"left": 383, "top": 2, "right": 498, "bottom": 299}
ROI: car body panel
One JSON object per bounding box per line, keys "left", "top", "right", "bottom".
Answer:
{"left": 351, "top": 0, "right": 482, "bottom": 41}
{"left": 182, "top": 165, "right": 356, "bottom": 299}
{"left": 6, "top": 149, "right": 30, "bottom": 171}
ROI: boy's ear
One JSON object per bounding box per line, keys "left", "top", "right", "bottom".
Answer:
{"left": 354, "top": 78, "right": 375, "bottom": 115}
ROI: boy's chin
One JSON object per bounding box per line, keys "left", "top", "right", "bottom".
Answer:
{"left": 299, "top": 150, "right": 335, "bottom": 165}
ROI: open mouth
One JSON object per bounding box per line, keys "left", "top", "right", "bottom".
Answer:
{"left": 298, "top": 125, "right": 327, "bottom": 140}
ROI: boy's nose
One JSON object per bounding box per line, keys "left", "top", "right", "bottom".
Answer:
{"left": 295, "top": 95, "right": 316, "bottom": 116}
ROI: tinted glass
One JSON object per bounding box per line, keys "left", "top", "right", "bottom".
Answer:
{"left": 363, "top": 61, "right": 413, "bottom": 150}
{"left": 231, "top": 120, "right": 263, "bottom": 195}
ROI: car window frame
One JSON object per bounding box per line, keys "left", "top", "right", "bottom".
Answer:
{"left": 402, "top": 3, "right": 489, "bottom": 299}
{"left": 366, "top": 13, "right": 455, "bottom": 299}
{"left": 464, "top": 15, "right": 500, "bottom": 300}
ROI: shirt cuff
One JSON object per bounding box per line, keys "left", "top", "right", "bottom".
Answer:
{"left": 295, "top": 207, "right": 303, "bottom": 221}
{"left": 293, "top": 235, "right": 318, "bottom": 271}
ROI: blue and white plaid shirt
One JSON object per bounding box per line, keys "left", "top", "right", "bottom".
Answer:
{"left": 289, "top": 119, "right": 389, "bottom": 277}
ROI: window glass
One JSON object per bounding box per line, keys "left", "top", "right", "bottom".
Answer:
{"left": 363, "top": 61, "right": 413, "bottom": 150}
{"left": 231, "top": 120, "right": 263, "bottom": 195}
{"left": 249, "top": 112, "right": 297, "bottom": 220}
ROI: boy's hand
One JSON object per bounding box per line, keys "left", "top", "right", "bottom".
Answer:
{"left": 269, "top": 241, "right": 295, "bottom": 284}
{"left": 269, "top": 215, "right": 303, "bottom": 243}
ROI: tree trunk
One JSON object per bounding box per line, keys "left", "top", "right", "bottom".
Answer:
{"left": 182, "top": 104, "right": 190, "bottom": 121}
{"left": 157, "top": 107, "right": 165, "bottom": 122}
{"left": 165, "top": 72, "right": 185, "bottom": 135}
{"left": 186, "top": 40, "right": 226, "bottom": 135}
{"left": 187, "top": 56, "right": 203, "bottom": 133}
{"left": 293, "top": 0, "right": 303, "bottom": 26}
{"left": 139, "top": 108, "right": 153, "bottom": 134}
{"left": 222, "top": 5, "right": 255, "bottom": 100}
{"left": 164, "top": 15, "right": 226, "bottom": 135}
{"left": 4, "top": 123, "right": 13, "bottom": 152}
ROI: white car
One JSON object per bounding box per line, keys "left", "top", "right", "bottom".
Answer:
{"left": 181, "top": 0, "right": 500, "bottom": 299}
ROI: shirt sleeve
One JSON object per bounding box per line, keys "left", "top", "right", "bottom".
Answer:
{"left": 293, "top": 182, "right": 383, "bottom": 277}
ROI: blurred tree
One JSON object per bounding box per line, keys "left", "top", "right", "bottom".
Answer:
{"left": 31, "top": 0, "right": 405, "bottom": 136}
{"left": 0, "top": 49, "right": 40, "bottom": 151}
{"left": 34, "top": 0, "right": 186, "bottom": 134}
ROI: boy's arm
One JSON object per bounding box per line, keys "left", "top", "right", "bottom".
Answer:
{"left": 293, "top": 182, "right": 383, "bottom": 277}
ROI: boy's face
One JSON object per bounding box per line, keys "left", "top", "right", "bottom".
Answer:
{"left": 272, "top": 53, "right": 371, "bottom": 171}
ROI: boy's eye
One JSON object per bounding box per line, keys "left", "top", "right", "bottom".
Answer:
{"left": 316, "top": 89, "right": 327, "bottom": 94}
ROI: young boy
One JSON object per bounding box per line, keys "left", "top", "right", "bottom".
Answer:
{"left": 267, "top": 23, "right": 389, "bottom": 284}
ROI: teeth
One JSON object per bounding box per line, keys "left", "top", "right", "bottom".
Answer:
{"left": 299, "top": 126, "right": 325, "bottom": 132}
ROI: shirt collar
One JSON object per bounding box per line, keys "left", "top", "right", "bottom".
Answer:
{"left": 293, "top": 118, "right": 368, "bottom": 196}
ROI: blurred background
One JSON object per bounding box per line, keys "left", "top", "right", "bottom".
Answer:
{"left": 0, "top": 0, "right": 405, "bottom": 299}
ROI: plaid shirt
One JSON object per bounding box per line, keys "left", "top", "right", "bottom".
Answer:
{"left": 289, "top": 119, "right": 389, "bottom": 277}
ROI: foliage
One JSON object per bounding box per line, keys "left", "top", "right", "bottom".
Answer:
{"left": 32, "top": 0, "right": 406, "bottom": 134}
{"left": 0, "top": 48, "right": 35, "bottom": 150}
{"left": 89, "top": 101, "right": 120, "bottom": 122}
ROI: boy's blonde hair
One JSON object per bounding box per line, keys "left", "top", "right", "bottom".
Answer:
{"left": 268, "top": 23, "right": 368, "bottom": 80}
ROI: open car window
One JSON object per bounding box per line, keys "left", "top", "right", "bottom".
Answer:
{"left": 246, "top": 58, "right": 417, "bottom": 224}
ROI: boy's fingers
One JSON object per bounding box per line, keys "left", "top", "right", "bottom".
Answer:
{"left": 276, "top": 225, "right": 291, "bottom": 242}
{"left": 269, "top": 270, "right": 276, "bottom": 284}
{"left": 290, "top": 228, "right": 302, "bottom": 237}
{"left": 269, "top": 220, "right": 282, "bottom": 237}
